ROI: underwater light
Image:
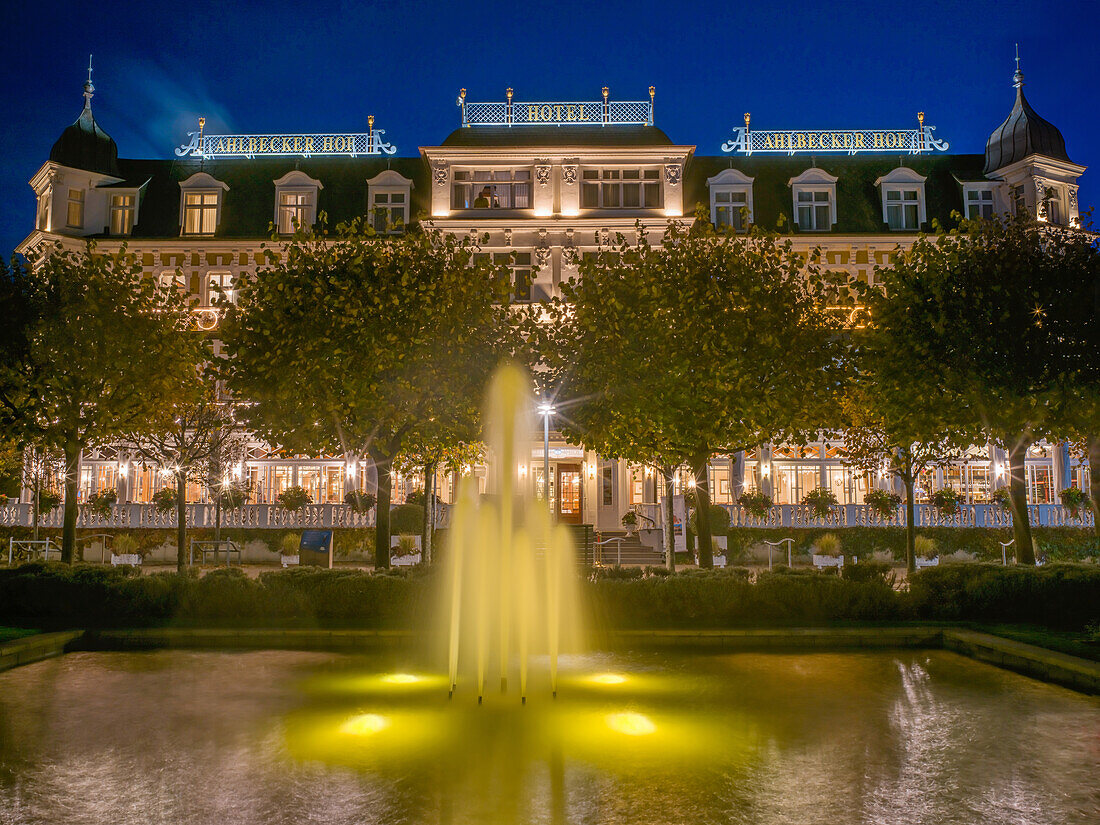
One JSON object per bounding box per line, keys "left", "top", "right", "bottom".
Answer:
{"left": 589, "top": 673, "right": 627, "bottom": 685}
{"left": 382, "top": 673, "right": 420, "bottom": 685}
{"left": 606, "top": 712, "right": 656, "bottom": 736}
{"left": 339, "top": 713, "right": 389, "bottom": 736}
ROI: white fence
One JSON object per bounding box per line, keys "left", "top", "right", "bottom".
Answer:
{"left": 631, "top": 502, "right": 1094, "bottom": 530}
{"left": 0, "top": 503, "right": 379, "bottom": 530}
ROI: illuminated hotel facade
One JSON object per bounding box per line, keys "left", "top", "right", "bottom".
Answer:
{"left": 14, "top": 70, "right": 1092, "bottom": 531}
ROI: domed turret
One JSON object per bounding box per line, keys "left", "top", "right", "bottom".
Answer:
{"left": 984, "top": 61, "right": 1072, "bottom": 174}
{"left": 48, "top": 58, "right": 120, "bottom": 177}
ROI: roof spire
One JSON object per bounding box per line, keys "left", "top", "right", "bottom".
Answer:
{"left": 1013, "top": 43, "right": 1024, "bottom": 89}
{"left": 83, "top": 54, "right": 95, "bottom": 109}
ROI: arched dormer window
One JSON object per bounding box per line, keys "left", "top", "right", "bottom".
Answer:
{"left": 273, "top": 171, "right": 322, "bottom": 234}
{"left": 366, "top": 169, "right": 414, "bottom": 233}
{"left": 706, "top": 168, "right": 754, "bottom": 231}
{"left": 788, "top": 168, "right": 837, "bottom": 231}
{"left": 179, "top": 172, "right": 229, "bottom": 236}
{"left": 874, "top": 167, "right": 927, "bottom": 231}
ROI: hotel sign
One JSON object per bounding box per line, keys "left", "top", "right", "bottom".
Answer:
{"left": 459, "top": 88, "right": 655, "bottom": 127}
{"left": 176, "top": 119, "right": 396, "bottom": 159}
{"left": 723, "top": 122, "right": 949, "bottom": 156}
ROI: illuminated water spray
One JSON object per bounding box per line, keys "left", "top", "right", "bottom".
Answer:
{"left": 443, "top": 365, "right": 582, "bottom": 704}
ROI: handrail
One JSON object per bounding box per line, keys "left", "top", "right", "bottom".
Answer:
{"left": 594, "top": 536, "right": 628, "bottom": 567}
{"left": 761, "top": 537, "right": 794, "bottom": 569}
{"left": 998, "top": 539, "right": 1015, "bottom": 566}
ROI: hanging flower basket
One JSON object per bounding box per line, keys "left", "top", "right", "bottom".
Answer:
{"left": 929, "top": 488, "right": 960, "bottom": 516}
{"left": 864, "top": 488, "right": 901, "bottom": 519}
{"left": 802, "top": 487, "right": 838, "bottom": 518}
{"left": 738, "top": 490, "right": 773, "bottom": 519}
{"left": 1059, "top": 486, "right": 1088, "bottom": 518}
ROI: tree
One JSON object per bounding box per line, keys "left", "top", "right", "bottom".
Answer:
{"left": 396, "top": 440, "right": 483, "bottom": 565}
{"left": 220, "top": 219, "right": 527, "bottom": 568}
{"left": 549, "top": 220, "right": 841, "bottom": 569}
{"left": 872, "top": 216, "right": 1079, "bottom": 564}
{"left": 0, "top": 244, "right": 204, "bottom": 562}
{"left": 127, "top": 385, "right": 245, "bottom": 572}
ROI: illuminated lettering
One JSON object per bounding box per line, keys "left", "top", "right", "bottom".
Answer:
{"left": 832, "top": 133, "right": 842, "bottom": 148}
{"left": 259, "top": 137, "right": 269, "bottom": 152}
{"left": 323, "top": 136, "right": 332, "bottom": 152}
{"left": 566, "top": 105, "right": 576, "bottom": 121}
{"left": 578, "top": 104, "right": 585, "bottom": 120}
{"left": 304, "top": 137, "right": 314, "bottom": 152}
{"left": 540, "top": 105, "right": 552, "bottom": 121}
{"left": 294, "top": 137, "right": 303, "bottom": 152}
{"left": 527, "top": 105, "right": 537, "bottom": 122}
{"left": 554, "top": 105, "right": 563, "bottom": 121}
{"left": 807, "top": 133, "right": 817, "bottom": 149}
{"left": 855, "top": 133, "right": 865, "bottom": 148}
{"left": 249, "top": 137, "right": 257, "bottom": 154}
{"left": 873, "top": 133, "right": 884, "bottom": 148}
{"left": 797, "top": 134, "right": 807, "bottom": 149}
{"left": 282, "top": 137, "right": 292, "bottom": 151}
{"left": 884, "top": 132, "right": 896, "bottom": 148}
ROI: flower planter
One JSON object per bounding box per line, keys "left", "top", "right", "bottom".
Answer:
{"left": 915, "top": 556, "right": 939, "bottom": 569}
{"left": 110, "top": 553, "right": 142, "bottom": 566}
{"left": 280, "top": 554, "right": 300, "bottom": 568}
{"left": 812, "top": 554, "right": 843, "bottom": 569}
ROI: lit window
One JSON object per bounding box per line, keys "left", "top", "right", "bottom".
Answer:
{"left": 796, "top": 190, "right": 831, "bottom": 231}
{"left": 66, "top": 188, "right": 84, "bottom": 228}
{"left": 1044, "top": 188, "right": 1063, "bottom": 225}
{"left": 278, "top": 191, "right": 311, "bottom": 234}
{"left": 476, "top": 251, "right": 533, "bottom": 302}
{"left": 714, "top": 190, "right": 749, "bottom": 230}
{"left": 581, "top": 169, "right": 661, "bottom": 209}
{"left": 110, "top": 194, "right": 135, "bottom": 235}
{"left": 453, "top": 170, "right": 531, "bottom": 209}
{"left": 966, "top": 189, "right": 994, "bottom": 220}
{"left": 370, "top": 192, "right": 406, "bottom": 233}
{"left": 159, "top": 271, "right": 188, "bottom": 297}
{"left": 207, "top": 272, "right": 235, "bottom": 305}
{"left": 36, "top": 193, "right": 50, "bottom": 230}
{"left": 885, "top": 189, "right": 920, "bottom": 230}
{"left": 184, "top": 192, "right": 219, "bottom": 235}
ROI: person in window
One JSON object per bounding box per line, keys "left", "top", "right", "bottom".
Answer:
{"left": 473, "top": 186, "right": 491, "bottom": 209}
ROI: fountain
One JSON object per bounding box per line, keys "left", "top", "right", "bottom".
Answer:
{"left": 442, "top": 364, "right": 583, "bottom": 705}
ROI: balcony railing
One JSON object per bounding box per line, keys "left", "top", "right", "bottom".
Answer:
{"left": 0, "top": 503, "right": 379, "bottom": 530}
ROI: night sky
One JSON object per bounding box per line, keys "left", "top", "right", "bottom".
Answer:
{"left": 2, "top": 0, "right": 1097, "bottom": 254}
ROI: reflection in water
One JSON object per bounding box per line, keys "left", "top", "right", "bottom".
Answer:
{"left": 0, "top": 649, "right": 1097, "bottom": 824}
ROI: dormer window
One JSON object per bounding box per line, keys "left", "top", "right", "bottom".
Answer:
{"left": 273, "top": 171, "right": 322, "bottom": 234}
{"left": 707, "top": 168, "right": 754, "bottom": 231}
{"left": 366, "top": 170, "right": 414, "bottom": 233}
{"left": 66, "top": 188, "right": 84, "bottom": 229}
{"left": 110, "top": 194, "right": 135, "bottom": 235}
{"left": 964, "top": 184, "right": 996, "bottom": 220}
{"left": 788, "top": 168, "right": 837, "bottom": 232}
{"left": 179, "top": 173, "right": 229, "bottom": 236}
{"left": 875, "top": 167, "right": 927, "bottom": 231}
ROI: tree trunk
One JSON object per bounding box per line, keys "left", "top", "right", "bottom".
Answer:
{"left": 1088, "top": 435, "right": 1100, "bottom": 546}
{"left": 32, "top": 477, "right": 40, "bottom": 543}
{"left": 904, "top": 475, "right": 916, "bottom": 574}
{"left": 374, "top": 454, "right": 392, "bottom": 569}
{"left": 60, "top": 443, "right": 80, "bottom": 564}
{"left": 662, "top": 468, "right": 676, "bottom": 572}
{"left": 692, "top": 453, "right": 714, "bottom": 568}
{"left": 177, "top": 474, "right": 188, "bottom": 573}
{"left": 1007, "top": 439, "right": 1036, "bottom": 565}
{"left": 214, "top": 495, "right": 222, "bottom": 544}
{"left": 422, "top": 461, "right": 437, "bottom": 565}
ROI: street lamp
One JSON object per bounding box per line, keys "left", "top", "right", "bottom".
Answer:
{"left": 537, "top": 401, "right": 556, "bottom": 510}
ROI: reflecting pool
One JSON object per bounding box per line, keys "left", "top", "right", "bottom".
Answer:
{"left": 0, "top": 649, "right": 1097, "bottom": 824}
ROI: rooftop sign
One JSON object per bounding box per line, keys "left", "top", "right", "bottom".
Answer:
{"left": 175, "top": 116, "right": 396, "bottom": 159}
{"left": 722, "top": 113, "right": 949, "bottom": 155}
{"left": 458, "top": 87, "right": 655, "bottom": 127}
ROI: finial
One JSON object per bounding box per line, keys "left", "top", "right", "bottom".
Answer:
{"left": 744, "top": 112, "right": 751, "bottom": 129}
{"left": 506, "top": 87, "right": 513, "bottom": 101}
{"left": 602, "top": 86, "right": 609, "bottom": 100}
{"left": 198, "top": 116, "right": 206, "bottom": 138}
{"left": 1013, "top": 43, "right": 1024, "bottom": 88}
{"left": 459, "top": 88, "right": 466, "bottom": 100}
{"left": 917, "top": 111, "right": 924, "bottom": 126}
{"left": 368, "top": 114, "right": 374, "bottom": 131}
{"left": 649, "top": 85, "right": 655, "bottom": 99}
{"left": 82, "top": 54, "right": 95, "bottom": 109}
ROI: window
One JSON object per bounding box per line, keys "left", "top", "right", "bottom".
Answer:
{"left": 885, "top": 189, "right": 920, "bottom": 230}
{"left": 184, "top": 192, "right": 219, "bottom": 235}
{"left": 207, "top": 272, "right": 235, "bottom": 305}
{"left": 1012, "top": 185, "right": 1026, "bottom": 216}
{"left": 66, "top": 188, "right": 84, "bottom": 228}
{"left": 796, "top": 190, "right": 831, "bottom": 231}
{"left": 278, "top": 191, "right": 310, "bottom": 233}
{"left": 475, "top": 251, "right": 533, "bottom": 301}
{"left": 452, "top": 170, "right": 530, "bottom": 209}
{"left": 714, "top": 190, "right": 749, "bottom": 229}
{"left": 371, "top": 192, "right": 406, "bottom": 232}
{"left": 36, "top": 192, "right": 50, "bottom": 230}
{"left": 581, "top": 169, "right": 661, "bottom": 208}
{"left": 1044, "top": 188, "right": 1063, "bottom": 225}
{"left": 158, "top": 271, "right": 189, "bottom": 297}
{"left": 966, "top": 188, "right": 994, "bottom": 219}
{"left": 601, "top": 465, "right": 613, "bottom": 507}
{"left": 110, "top": 194, "right": 135, "bottom": 235}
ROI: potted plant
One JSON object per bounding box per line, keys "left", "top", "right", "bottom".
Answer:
{"left": 914, "top": 535, "right": 938, "bottom": 567}
{"left": 991, "top": 487, "right": 1012, "bottom": 509}
{"left": 217, "top": 482, "right": 250, "bottom": 509}
{"left": 1060, "top": 486, "right": 1088, "bottom": 518}
{"left": 152, "top": 487, "right": 177, "bottom": 512}
{"left": 277, "top": 485, "right": 312, "bottom": 511}
{"left": 87, "top": 488, "right": 118, "bottom": 520}
{"left": 812, "top": 532, "right": 843, "bottom": 569}
{"left": 802, "top": 487, "right": 838, "bottom": 519}
{"left": 111, "top": 533, "right": 144, "bottom": 566}
{"left": 280, "top": 533, "right": 300, "bottom": 567}
{"left": 621, "top": 510, "right": 638, "bottom": 534}
{"left": 738, "top": 489, "right": 773, "bottom": 519}
{"left": 344, "top": 490, "right": 376, "bottom": 513}
{"left": 864, "top": 488, "right": 901, "bottom": 520}
{"left": 929, "top": 488, "right": 960, "bottom": 516}
{"left": 36, "top": 489, "right": 61, "bottom": 514}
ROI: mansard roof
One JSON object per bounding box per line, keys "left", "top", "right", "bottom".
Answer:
{"left": 440, "top": 125, "right": 675, "bottom": 147}
{"left": 984, "top": 78, "right": 1072, "bottom": 173}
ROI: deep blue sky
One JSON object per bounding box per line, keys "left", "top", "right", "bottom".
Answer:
{"left": 2, "top": 0, "right": 1097, "bottom": 253}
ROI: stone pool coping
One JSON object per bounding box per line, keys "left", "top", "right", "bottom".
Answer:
{"left": 1, "top": 627, "right": 1097, "bottom": 695}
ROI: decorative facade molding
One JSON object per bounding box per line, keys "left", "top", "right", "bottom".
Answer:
{"left": 432, "top": 162, "right": 449, "bottom": 186}
{"left": 561, "top": 163, "right": 578, "bottom": 185}
{"left": 664, "top": 164, "right": 682, "bottom": 186}
{"left": 535, "top": 162, "right": 552, "bottom": 187}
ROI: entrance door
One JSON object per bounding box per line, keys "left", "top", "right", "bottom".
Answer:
{"left": 557, "top": 464, "right": 583, "bottom": 524}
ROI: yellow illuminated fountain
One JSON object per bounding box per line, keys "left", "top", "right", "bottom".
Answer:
{"left": 442, "top": 364, "right": 583, "bottom": 704}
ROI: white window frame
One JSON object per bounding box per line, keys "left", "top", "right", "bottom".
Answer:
{"left": 273, "top": 171, "right": 322, "bottom": 234}
{"left": 963, "top": 183, "right": 997, "bottom": 220}
{"left": 366, "top": 170, "right": 414, "bottom": 233}
{"left": 474, "top": 250, "right": 534, "bottom": 302}
{"left": 109, "top": 192, "right": 137, "bottom": 235}
{"left": 874, "top": 167, "right": 927, "bottom": 231}
{"left": 1040, "top": 184, "right": 1065, "bottom": 225}
{"left": 706, "top": 168, "right": 754, "bottom": 231}
{"left": 788, "top": 168, "right": 838, "bottom": 231}
{"left": 179, "top": 172, "right": 229, "bottom": 236}
{"left": 452, "top": 168, "right": 532, "bottom": 210}
{"left": 580, "top": 168, "right": 662, "bottom": 209}
{"left": 66, "top": 187, "right": 85, "bottom": 229}
{"left": 206, "top": 272, "right": 235, "bottom": 306}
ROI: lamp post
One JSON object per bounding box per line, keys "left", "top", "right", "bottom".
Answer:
{"left": 537, "top": 401, "right": 556, "bottom": 512}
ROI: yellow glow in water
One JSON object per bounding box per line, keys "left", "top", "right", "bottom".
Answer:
{"left": 606, "top": 712, "right": 656, "bottom": 736}
{"left": 589, "top": 673, "right": 627, "bottom": 685}
{"left": 382, "top": 673, "right": 420, "bottom": 685}
{"left": 339, "top": 713, "right": 389, "bottom": 736}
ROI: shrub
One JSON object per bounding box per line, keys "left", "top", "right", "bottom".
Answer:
{"left": 344, "top": 491, "right": 376, "bottom": 513}
{"left": 87, "top": 489, "right": 118, "bottom": 519}
{"left": 396, "top": 534, "right": 418, "bottom": 556}
{"left": 276, "top": 485, "right": 312, "bottom": 510}
{"left": 404, "top": 490, "right": 441, "bottom": 509}
{"left": 621, "top": 510, "right": 638, "bottom": 528}
{"left": 864, "top": 488, "right": 901, "bottom": 519}
{"left": 802, "top": 487, "right": 838, "bottom": 518}
{"left": 389, "top": 503, "right": 423, "bottom": 535}
{"left": 991, "top": 487, "right": 1012, "bottom": 509}
{"left": 151, "top": 487, "right": 177, "bottom": 512}
{"left": 36, "top": 489, "right": 61, "bottom": 513}
{"left": 814, "top": 533, "right": 842, "bottom": 557}
{"left": 738, "top": 490, "right": 773, "bottom": 518}
{"left": 1060, "top": 486, "right": 1089, "bottom": 517}
{"left": 217, "top": 482, "right": 251, "bottom": 509}
{"left": 280, "top": 534, "right": 300, "bottom": 555}
{"left": 690, "top": 503, "right": 731, "bottom": 536}
{"left": 112, "top": 533, "right": 141, "bottom": 558}
{"left": 914, "top": 535, "right": 938, "bottom": 559}
{"left": 842, "top": 560, "right": 893, "bottom": 584}
{"left": 929, "top": 488, "right": 960, "bottom": 515}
